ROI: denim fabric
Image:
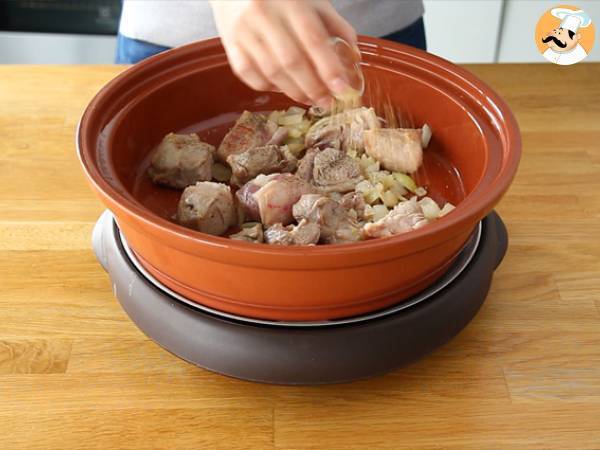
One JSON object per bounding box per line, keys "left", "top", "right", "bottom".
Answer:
{"left": 115, "top": 33, "right": 171, "bottom": 64}
{"left": 381, "top": 17, "right": 427, "bottom": 51}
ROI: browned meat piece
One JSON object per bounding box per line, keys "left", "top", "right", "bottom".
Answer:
{"left": 363, "top": 128, "right": 423, "bottom": 173}
{"left": 264, "top": 220, "right": 320, "bottom": 246}
{"left": 176, "top": 182, "right": 237, "bottom": 236}
{"left": 229, "top": 223, "right": 264, "bottom": 243}
{"left": 363, "top": 199, "right": 428, "bottom": 239}
{"left": 235, "top": 173, "right": 280, "bottom": 221}
{"left": 305, "top": 107, "right": 379, "bottom": 152}
{"left": 217, "top": 111, "right": 278, "bottom": 162}
{"left": 148, "top": 133, "right": 215, "bottom": 189}
{"left": 340, "top": 191, "right": 367, "bottom": 219}
{"left": 267, "top": 127, "right": 289, "bottom": 146}
{"left": 293, "top": 194, "right": 361, "bottom": 244}
{"left": 254, "top": 174, "right": 315, "bottom": 226}
{"left": 312, "top": 148, "right": 362, "bottom": 193}
{"left": 295, "top": 147, "right": 319, "bottom": 181}
{"left": 227, "top": 145, "right": 297, "bottom": 187}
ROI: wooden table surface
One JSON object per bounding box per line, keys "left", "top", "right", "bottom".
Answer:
{"left": 1, "top": 63, "right": 599, "bottom": 449}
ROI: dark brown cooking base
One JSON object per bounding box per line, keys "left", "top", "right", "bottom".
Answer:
{"left": 93, "top": 211, "right": 507, "bottom": 385}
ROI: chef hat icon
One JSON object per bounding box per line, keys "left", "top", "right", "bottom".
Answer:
{"left": 551, "top": 8, "right": 592, "bottom": 33}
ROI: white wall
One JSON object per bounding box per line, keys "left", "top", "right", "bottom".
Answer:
{"left": 0, "top": 32, "right": 116, "bottom": 64}
{"left": 424, "top": 0, "right": 504, "bottom": 63}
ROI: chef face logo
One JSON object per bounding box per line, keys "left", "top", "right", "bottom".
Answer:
{"left": 535, "top": 5, "right": 595, "bottom": 65}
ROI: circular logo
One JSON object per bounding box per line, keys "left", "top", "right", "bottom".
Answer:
{"left": 535, "top": 4, "right": 595, "bottom": 65}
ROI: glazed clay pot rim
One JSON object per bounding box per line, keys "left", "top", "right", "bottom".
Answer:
{"left": 78, "top": 36, "right": 520, "bottom": 258}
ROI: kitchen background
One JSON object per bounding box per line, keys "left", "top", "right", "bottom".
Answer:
{"left": 0, "top": 0, "right": 599, "bottom": 64}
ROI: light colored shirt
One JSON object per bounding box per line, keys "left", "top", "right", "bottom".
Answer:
{"left": 119, "top": 0, "right": 424, "bottom": 48}
{"left": 542, "top": 44, "right": 588, "bottom": 65}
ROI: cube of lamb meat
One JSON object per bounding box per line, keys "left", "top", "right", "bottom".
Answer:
{"left": 176, "top": 182, "right": 237, "bottom": 236}
{"left": 148, "top": 133, "right": 215, "bottom": 189}
{"left": 254, "top": 174, "right": 315, "bottom": 226}
{"left": 235, "top": 173, "right": 280, "bottom": 222}
{"left": 227, "top": 144, "right": 297, "bottom": 187}
{"left": 363, "top": 128, "right": 423, "bottom": 173}
{"left": 295, "top": 147, "right": 319, "bottom": 181}
{"left": 217, "top": 111, "right": 278, "bottom": 162}
{"left": 362, "top": 199, "right": 428, "bottom": 239}
{"left": 264, "top": 220, "right": 320, "bottom": 246}
{"left": 305, "top": 107, "right": 379, "bottom": 152}
{"left": 230, "top": 223, "right": 264, "bottom": 243}
{"left": 293, "top": 194, "right": 361, "bottom": 244}
{"left": 312, "top": 147, "right": 362, "bottom": 193}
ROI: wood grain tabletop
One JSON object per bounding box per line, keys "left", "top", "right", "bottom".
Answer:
{"left": 1, "top": 63, "right": 599, "bottom": 450}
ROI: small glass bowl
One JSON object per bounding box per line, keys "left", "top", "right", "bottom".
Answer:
{"left": 330, "top": 36, "right": 365, "bottom": 97}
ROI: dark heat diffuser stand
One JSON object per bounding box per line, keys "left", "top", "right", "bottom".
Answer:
{"left": 93, "top": 211, "right": 508, "bottom": 385}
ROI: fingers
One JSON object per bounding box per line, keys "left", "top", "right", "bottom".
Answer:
{"left": 236, "top": 25, "right": 311, "bottom": 104}
{"left": 287, "top": 4, "right": 353, "bottom": 96}
{"left": 222, "top": 37, "right": 274, "bottom": 92}
{"left": 250, "top": 9, "right": 331, "bottom": 106}
{"left": 215, "top": 0, "right": 359, "bottom": 105}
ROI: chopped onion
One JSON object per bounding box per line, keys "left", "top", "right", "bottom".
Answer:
{"left": 418, "top": 197, "right": 441, "bottom": 220}
{"left": 287, "top": 127, "right": 303, "bottom": 139}
{"left": 285, "top": 138, "right": 304, "bottom": 156}
{"left": 389, "top": 182, "right": 408, "bottom": 198}
{"left": 278, "top": 113, "right": 304, "bottom": 126}
{"left": 363, "top": 204, "right": 375, "bottom": 219}
{"left": 422, "top": 123, "right": 432, "bottom": 148}
{"left": 355, "top": 180, "right": 373, "bottom": 193}
{"left": 393, "top": 173, "right": 417, "bottom": 193}
{"left": 439, "top": 203, "right": 456, "bottom": 217}
{"left": 381, "top": 174, "right": 395, "bottom": 189}
{"left": 268, "top": 110, "right": 282, "bottom": 123}
{"left": 212, "top": 163, "right": 232, "bottom": 182}
{"left": 298, "top": 119, "right": 312, "bottom": 132}
{"left": 363, "top": 188, "right": 380, "bottom": 205}
{"left": 286, "top": 106, "right": 306, "bottom": 115}
{"left": 415, "top": 186, "right": 427, "bottom": 197}
{"left": 372, "top": 204, "right": 389, "bottom": 222}
{"left": 381, "top": 190, "right": 398, "bottom": 208}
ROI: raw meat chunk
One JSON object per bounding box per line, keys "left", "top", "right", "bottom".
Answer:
{"left": 217, "top": 111, "right": 277, "bottom": 162}
{"left": 363, "top": 128, "right": 423, "bottom": 173}
{"left": 254, "top": 174, "right": 315, "bottom": 226}
{"left": 264, "top": 220, "right": 320, "bottom": 246}
{"left": 176, "top": 181, "right": 237, "bottom": 236}
{"left": 363, "top": 199, "right": 428, "bottom": 238}
{"left": 312, "top": 148, "right": 362, "bottom": 193}
{"left": 148, "top": 133, "right": 215, "bottom": 189}
{"left": 227, "top": 144, "right": 297, "bottom": 187}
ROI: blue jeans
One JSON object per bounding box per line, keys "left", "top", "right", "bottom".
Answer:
{"left": 115, "top": 33, "right": 170, "bottom": 64}
{"left": 382, "top": 17, "right": 427, "bottom": 51}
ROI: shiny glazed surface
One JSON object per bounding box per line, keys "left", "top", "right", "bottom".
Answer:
{"left": 78, "top": 37, "right": 521, "bottom": 321}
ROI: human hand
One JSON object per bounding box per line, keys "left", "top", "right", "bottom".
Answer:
{"left": 210, "top": 0, "right": 358, "bottom": 107}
